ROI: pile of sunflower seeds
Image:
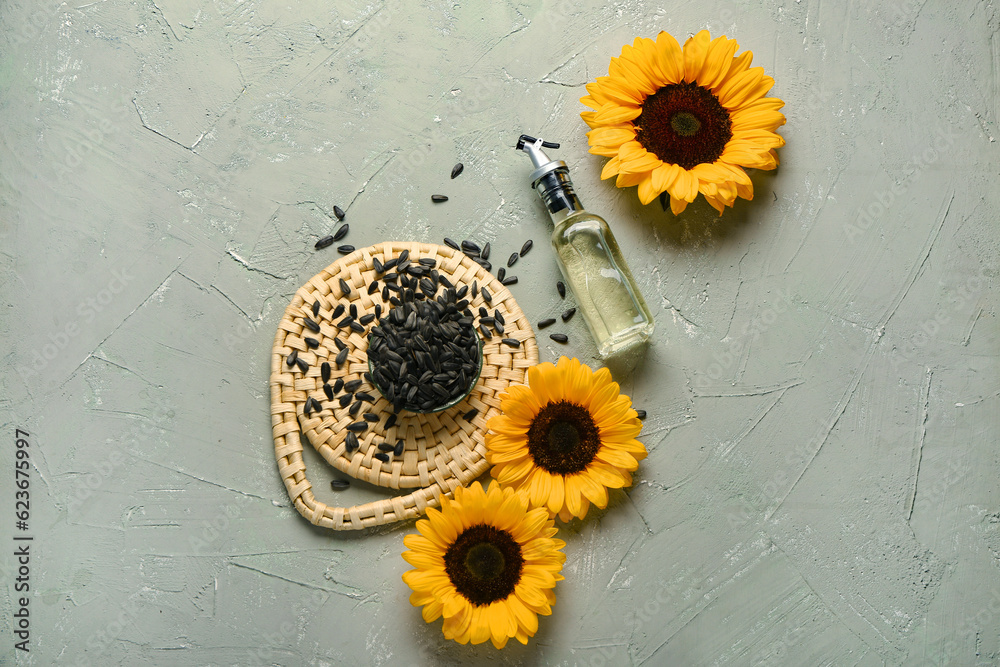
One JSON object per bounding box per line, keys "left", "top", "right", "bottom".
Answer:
{"left": 369, "top": 287, "right": 481, "bottom": 413}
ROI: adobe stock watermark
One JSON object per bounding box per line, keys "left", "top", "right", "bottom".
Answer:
{"left": 844, "top": 126, "right": 959, "bottom": 244}
{"left": 694, "top": 287, "right": 795, "bottom": 389}
{"left": 15, "top": 265, "right": 135, "bottom": 384}
{"left": 889, "top": 265, "right": 991, "bottom": 371}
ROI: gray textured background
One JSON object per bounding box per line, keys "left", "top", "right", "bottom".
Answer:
{"left": 2, "top": 0, "right": 998, "bottom": 665}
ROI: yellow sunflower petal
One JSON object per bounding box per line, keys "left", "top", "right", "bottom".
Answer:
{"left": 682, "top": 30, "right": 712, "bottom": 83}
{"left": 600, "top": 155, "right": 623, "bottom": 180}
{"left": 670, "top": 194, "right": 689, "bottom": 215}
{"left": 699, "top": 34, "right": 738, "bottom": 90}
{"left": 654, "top": 31, "right": 684, "bottom": 84}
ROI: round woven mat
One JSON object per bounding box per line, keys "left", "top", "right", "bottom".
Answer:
{"left": 270, "top": 241, "right": 538, "bottom": 531}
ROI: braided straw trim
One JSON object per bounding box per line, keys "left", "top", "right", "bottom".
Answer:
{"left": 271, "top": 241, "right": 538, "bottom": 530}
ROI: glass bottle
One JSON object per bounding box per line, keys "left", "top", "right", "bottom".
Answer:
{"left": 516, "top": 135, "right": 654, "bottom": 358}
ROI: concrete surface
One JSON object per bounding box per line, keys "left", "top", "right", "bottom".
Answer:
{"left": 1, "top": 0, "right": 998, "bottom": 665}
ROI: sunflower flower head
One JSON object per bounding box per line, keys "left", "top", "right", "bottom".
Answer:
{"left": 485, "top": 356, "right": 647, "bottom": 522}
{"left": 581, "top": 30, "right": 786, "bottom": 215}
{"left": 401, "top": 481, "right": 566, "bottom": 649}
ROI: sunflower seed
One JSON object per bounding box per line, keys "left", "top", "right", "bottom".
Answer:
{"left": 339, "top": 393, "right": 353, "bottom": 408}
{"left": 331, "top": 479, "right": 350, "bottom": 489}
{"left": 451, "top": 162, "right": 464, "bottom": 179}
{"left": 304, "top": 337, "right": 319, "bottom": 349}
{"left": 344, "top": 380, "right": 363, "bottom": 393}
{"left": 557, "top": 280, "right": 566, "bottom": 298}
{"left": 561, "top": 307, "right": 576, "bottom": 322}
{"left": 323, "top": 383, "right": 334, "bottom": 401}
{"left": 359, "top": 313, "right": 376, "bottom": 325}
{"left": 332, "top": 303, "right": 345, "bottom": 319}
{"left": 339, "top": 278, "right": 352, "bottom": 296}
{"left": 507, "top": 252, "right": 519, "bottom": 268}
{"left": 494, "top": 310, "right": 505, "bottom": 325}
{"left": 315, "top": 235, "right": 335, "bottom": 249}
{"left": 296, "top": 358, "right": 309, "bottom": 373}
{"left": 345, "top": 431, "right": 359, "bottom": 452}
{"left": 335, "top": 348, "right": 349, "bottom": 366}
{"left": 303, "top": 399, "right": 313, "bottom": 416}
{"left": 377, "top": 442, "right": 395, "bottom": 452}
{"left": 363, "top": 412, "right": 380, "bottom": 423}
{"left": 368, "top": 281, "right": 380, "bottom": 295}
{"left": 334, "top": 338, "right": 347, "bottom": 352}
{"left": 475, "top": 258, "right": 492, "bottom": 271}
{"left": 349, "top": 400, "right": 363, "bottom": 416}
{"left": 461, "top": 240, "right": 481, "bottom": 254}
{"left": 321, "top": 362, "right": 331, "bottom": 382}
{"left": 333, "top": 205, "right": 346, "bottom": 220}
{"left": 349, "top": 321, "right": 364, "bottom": 333}
{"left": 497, "top": 267, "right": 506, "bottom": 282}
{"left": 355, "top": 392, "right": 375, "bottom": 403}
{"left": 444, "top": 237, "right": 461, "bottom": 251}
{"left": 480, "top": 324, "right": 493, "bottom": 340}
{"left": 635, "top": 409, "right": 647, "bottom": 420}
{"left": 384, "top": 414, "right": 397, "bottom": 429}
{"left": 431, "top": 194, "right": 448, "bottom": 203}
{"left": 549, "top": 333, "right": 569, "bottom": 343}
{"left": 471, "top": 281, "right": 478, "bottom": 298}
{"left": 374, "top": 452, "right": 390, "bottom": 463}
{"left": 501, "top": 338, "right": 520, "bottom": 348}
{"left": 392, "top": 440, "right": 404, "bottom": 456}
{"left": 304, "top": 317, "right": 321, "bottom": 333}
{"left": 519, "top": 239, "right": 533, "bottom": 257}
{"left": 286, "top": 349, "right": 299, "bottom": 367}
{"left": 337, "top": 316, "right": 354, "bottom": 328}
{"left": 481, "top": 242, "right": 491, "bottom": 260}
{"left": 481, "top": 286, "right": 492, "bottom": 302}
{"left": 537, "top": 318, "right": 556, "bottom": 329}
{"left": 312, "top": 301, "right": 321, "bottom": 317}
{"left": 333, "top": 378, "right": 344, "bottom": 393}
{"left": 347, "top": 421, "right": 368, "bottom": 432}
{"left": 501, "top": 275, "right": 518, "bottom": 286}
{"left": 463, "top": 408, "right": 478, "bottom": 421}
{"left": 337, "top": 245, "right": 355, "bottom": 254}
{"left": 398, "top": 249, "right": 410, "bottom": 263}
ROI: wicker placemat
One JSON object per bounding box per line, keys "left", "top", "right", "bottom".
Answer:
{"left": 270, "top": 241, "right": 538, "bottom": 530}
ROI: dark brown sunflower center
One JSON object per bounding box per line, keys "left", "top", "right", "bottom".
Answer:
{"left": 526, "top": 400, "right": 602, "bottom": 474}
{"left": 444, "top": 524, "right": 524, "bottom": 606}
{"left": 635, "top": 81, "right": 732, "bottom": 170}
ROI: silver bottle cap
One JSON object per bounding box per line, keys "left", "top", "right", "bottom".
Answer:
{"left": 516, "top": 135, "right": 566, "bottom": 188}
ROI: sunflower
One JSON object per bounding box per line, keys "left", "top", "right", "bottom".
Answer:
{"left": 485, "top": 356, "right": 646, "bottom": 522}
{"left": 401, "top": 481, "right": 566, "bottom": 649}
{"left": 581, "top": 30, "right": 786, "bottom": 215}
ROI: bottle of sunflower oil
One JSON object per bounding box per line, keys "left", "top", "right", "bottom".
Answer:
{"left": 515, "top": 134, "right": 654, "bottom": 358}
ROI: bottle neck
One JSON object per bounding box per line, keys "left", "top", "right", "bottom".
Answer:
{"left": 534, "top": 168, "right": 583, "bottom": 223}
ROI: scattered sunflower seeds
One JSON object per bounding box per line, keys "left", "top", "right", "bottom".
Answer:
{"left": 355, "top": 391, "right": 375, "bottom": 403}
{"left": 378, "top": 442, "right": 395, "bottom": 452}
{"left": 331, "top": 479, "right": 350, "bottom": 489}
{"left": 334, "top": 338, "right": 347, "bottom": 351}
{"left": 286, "top": 349, "right": 299, "bottom": 367}
{"left": 321, "top": 362, "right": 331, "bottom": 382}
{"left": 332, "top": 303, "right": 345, "bottom": 319}
{"left": 537, "top": 318, "right": 556, "bottom": 329}
{"left": 333, "top": 224, "right": 349, "bottom": 242}
{"left": 481, "top": 286, "right": 492, "bottom": 302}
{"left": 481, "top": 242, "right": 491, "bottom": 260}
{"left": 461, "top": 240, "right": 481, "bottom": 255}
{"left": 295, "top": 358, "right": 309, "bottom": 373}
{"left": 384, "top": 414, "right": 397, "bottom": 429}
{"left": 561, "top": 308, "right": 576, "bottom": 322}
{"left": 347, "top": 421, "right": 368, "bottom": 432}
{"left": 519, "top": 239, "right": 533, "bottom": 257}
{"left": 338, "top": 244, "right": 355, "bottom": 255}
{"left": 463, "top": 408, "right": 478, "bottom": 421}
{"left": 323, "top": 383, "right": 334, "bottom": 401}
{"left": 635, "top": 409, "right": 647, "bottom": 420}
{"left": 451, "top": 162, "right": 464, "bottom": 179}
{"left": 497, "top": 267, "right": 506, "bottom": 282}
{"left": 549, "top": 333, "right": 569, "bottom": 343}
{"left": 339, "top": 278, "right": 351, "bottom": 297}
{"left": 303, "top": 317, "right": 321, "bottom": 333}
{"left": 367, "top": 281, "right": 380, "bottom": 295}
{"left": 431, "top": 194, "right": 449, "bottom": 203}
{"left": 363, "top": 412, "right": 380, "bottom": 422}
{"left": 374, "top": 452, "right": 391, "bottom": 463}
{"left": 312, "top": 301, "right": 321, "bottom": 317}
{"left": 349, "top": 400, "right": 363, "bottom": 416}
{"left": 333, "top": 205, "right": 346, "bottom": 221}
{"left": 507, "top": 252, "right": 519, "bottom": 268}
{"left": 359, "top": 313, "right": 376, "bottom": 325}
{"left": 444, "top": 237, "right": 461, "bottom": 251}
{"left": 393, "top": 440, "right": 405, "bottom": 457}
{"left": 315, "top": 235, "right": 334, "bottom": 250}
{"left": 501, "top": 275, "right": 518, "bottom": 286}
{"left": 304, "top": 337, "right": 319, "bottom": 349}
{"left": 339, "top": 393, "right": 353, "bottom": 408}
{"left": 333, "top": 378, "right": 344, "bottom": 393}
{"left": 335, "top": 347, "right": 349, "bottom": 366}
{"left": 345, "top": 431, "right": 359, "bottom": 452}
{"left": 557, "top": 280, "right": 566, "bottom": 298}
{"left": 501, "top": 338, "right": 520, "bottom": 348}
{"left": 344, "top": 380, "right": 363, "bottom": 393}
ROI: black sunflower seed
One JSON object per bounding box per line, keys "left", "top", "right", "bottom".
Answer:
{"left": 481, "top": 242, "right": 491, "bottom": 260}
{"left": 333, "top": 223, "right": 349, "bottom": 242}
{"left": 384, "top": 414, "right": 397, "bottom": 429}
{"left": 363, "top": 412, "right": 380, "bottom": 422}
{"left": 481, "top": 286, "right": 492, "bottom": 302}
{"left": 368, "top": 281, "right": 380, "bottom": 295}
{"left": 393, "top": 440, "right": 405, "bottom": 456}
{"left": 497, "top": 267, "right": 506, "bottom": 282}
{"left": 471, "top": 281, "right": 478, "bottom": 298}
{"left": 373, "top": 256, "right": 385, "bottom": 274}
{"left": 635, "top": 409, "right": 647, "bottom": 420}
{"left": 304, "top": 337, "right": 319, "bottom": 349}
{"left": 537, "top": 318, "right": 556, "bottom": 329}
{"left": 355, "top": 392, "right": 375, "bottom": 403}
{"left": 348, "top": 321, "right": 364, "bottom": 333}
{"left": 332, "top": 303, "right": 345, "bottom": 319}
{"left": 549, "top": 333, "right": 569, "bottom": 343}
{"left": 461, "top": 240, "right": 481, "bottom": 254}
{"left": 345, "top": 431, "right": 359, "bottom": 452}
{"left": 337, "top": 245, "right": 355, "bottom": 254}
{"left": 339, "top": 393, "right": 353, "bottom": 408}
{"left": 303, "top": 317, "right": 321, "bottom": 333}
{"left": 475, "top": 258, "right": 492, "bottom": 271}
{"left": 331, "top": 479, "right": 350, "bottom": 489}
{"left": 359, "top": 313, "right": 376, "bottom": 325}
{"left": 463, "top": 408, "right": 478, "bottom": 421}
{"left": 431, "top": 194, "right": 449, "bottom": 202}
{"left": 315, "top": 235, "right": 334, "bottom": 249}
{"left": 501, "top": 275, "right": 518, "bottom": 286}
{"left": 494, "top": 310, "right": 505, "bottom": 325}
{"left": 286, "top": 349, "right": 299, "bottom": 367}
{"left": 398, "top": 249, "right": 409, "bottom": 264}
{"left": 323, "top": 383, "right": 334, "bottom": 401}
{"left": 519, "top": 239, "right": 533, "bottom": 257}
{"left": 334, "top": 338, "right": 347, "bottom": 352}
{"left": 507, "top": 252, "right": 519, "bottom": 268}
{"left": 374, "top": 452, "right": 390, "bottom": 463}
{"left": 321, "top": 362, "right": 331, "bottom": 382}
{"left": 444, "top": 237, "right": 461, "bottom": 251}
{"left": 557, "top": 280, "right": 566, "bottom": 298}
{"left": 349, "top": 400, "right": 363, "bottom": 416}
{"left": 337, "top": 316, "right": 354, "bottom": 328}
{"left": 344, "top": 380, "right": 363, "bottom": 393}
{"left": 350, "top": 304, "right": 358, "bottom": 319}
{"left": 296, "top": 358, "right": 309, "bottom": 373}
{"left": 501, "top": 338, "right": 520, "bottom": 348}
{"left": 312, "top": 301, "right": 321, "bottom": 317}
{"left": 347, "top": 421, "right": 368, "bottom": 432}
{"left": 333, "top": 205, "right": 346, "bottom": 220}
{"left": 480, "top": 324, "right": 493, "bottom": 340}
{"left": 339, "top": 278, "right": 352, "bottom": 296}
{"left": 561, "top": 308, "right": 576, "bottom": 322}
{"left": 378, "top": 442, "right": 395, "bottom": 452}
{"left": 335, "top": 348, "right": 349, "bottom": 366}
{"left": 303, "top": 399, "right": 313, "bottom": 416}
{"left": 333, "top": 378, "right": 344, "bottom": 393}
{"left": 451, "top": 162, "right": 464, "bottom": 179}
